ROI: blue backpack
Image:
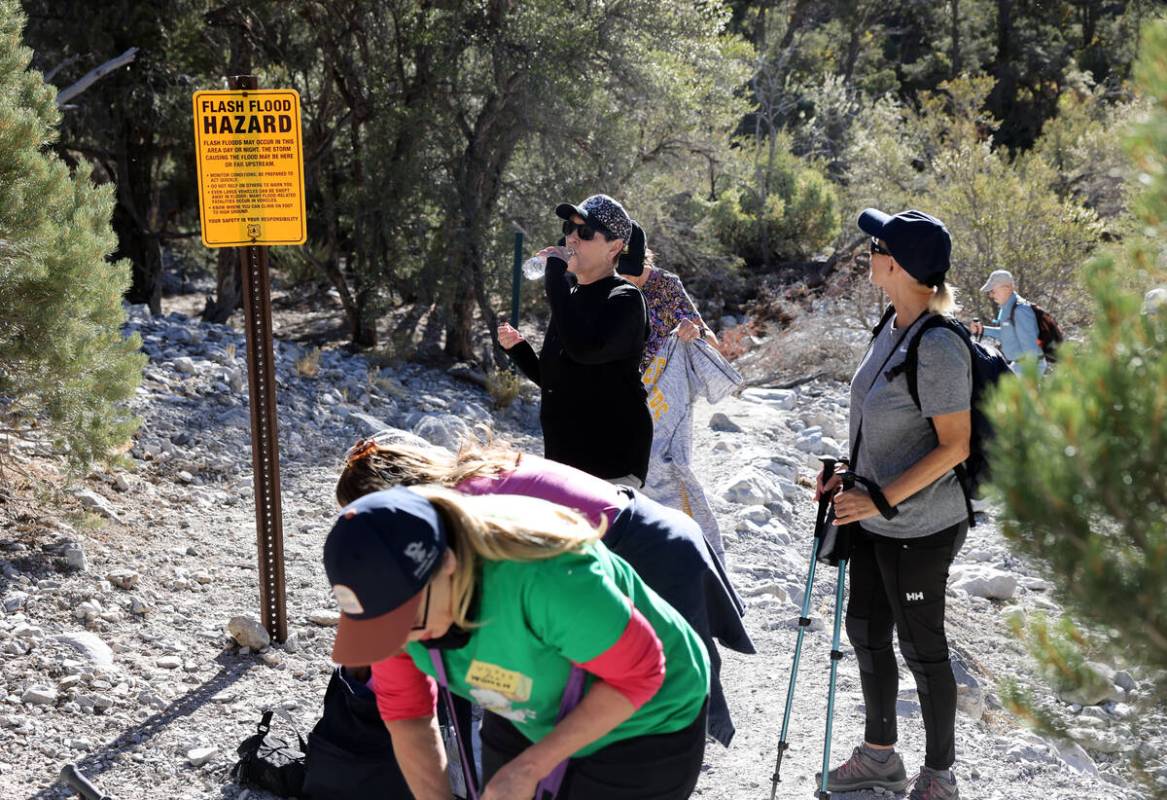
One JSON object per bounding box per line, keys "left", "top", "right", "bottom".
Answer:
{"left": 871, "top": 306, "right": 1012, "bottom": 525}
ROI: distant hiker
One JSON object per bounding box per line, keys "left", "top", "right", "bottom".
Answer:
{"left": 615, "top": 226, "right": 718, "bottom": 373}
{"left": 617, "top": 224, "right": 740, "bottom": 562}
{"left": 337, "top": 436, "right": 754, "bottom": 747}
{"left": 323, "top": 486, "right": 711, "bottom": 800}
{"left": 816, "top": 209, "right": 971, "bottom": 800}
{"left": 968, "top": 269, "right": 1050, "bottom": 374}
{"left": 497, "top": 194, "right": 652, "bottom": 487}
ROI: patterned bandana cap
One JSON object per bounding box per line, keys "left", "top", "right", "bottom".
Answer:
{"left": 557, "top": 194, "right": 633, "bottom": 242}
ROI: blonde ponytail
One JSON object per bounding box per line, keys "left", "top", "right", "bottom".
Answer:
{"left": 928, "top": 280, "right": 958, "bottom": 315}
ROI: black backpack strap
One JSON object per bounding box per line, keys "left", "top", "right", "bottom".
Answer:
{"left": 885, "top": 315, "right": 978, "bottom": 526}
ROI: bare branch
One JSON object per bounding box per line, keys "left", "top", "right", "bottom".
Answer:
{"left": 43, "top": 54, "right": 80, "bottom": 83}
{"left": 55, "top": 48, "right": 139, "bottom": 109}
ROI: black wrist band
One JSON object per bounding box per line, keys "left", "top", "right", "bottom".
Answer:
{"left": 851, "top": 474, "right": 899, "bottom": 519}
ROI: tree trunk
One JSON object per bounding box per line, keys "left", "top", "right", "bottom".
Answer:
{"left": 202, "top": 248, "right": 242, "bottom": 323}
{"left": 113, "top": 205, "right": 162, "bottom": 314}
{"left": 950, "top": 0, "right": 961, "bottom": 78}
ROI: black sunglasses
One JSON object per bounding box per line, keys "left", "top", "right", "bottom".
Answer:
{"left": 562, "top": 219, "right": 607, "bottom": 241}
{"left": 410, "top": 584, "right": 432, "bottom": 632}
{"left": 870, "top": 237, "right": 891, "bottom": 256}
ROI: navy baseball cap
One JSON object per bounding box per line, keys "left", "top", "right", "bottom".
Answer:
{"left": 323, "top": 487, "right": 447, "bottom": 666}
{"left": 556, "top": 194, "right": 633, "bottom": 242}
{"left": 858, "top": 208, "right": 952, "bottom": 286}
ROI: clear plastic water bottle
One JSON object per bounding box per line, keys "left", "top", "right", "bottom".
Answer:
{"left": 522, "top": 255, "right": 547, "bottom": 280}
{"left": 521, "top": 247, "right": 573, "bottom": 281}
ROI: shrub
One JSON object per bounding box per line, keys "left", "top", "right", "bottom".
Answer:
{"left": 0, "top": 1, "right": 143, "bottom": 469}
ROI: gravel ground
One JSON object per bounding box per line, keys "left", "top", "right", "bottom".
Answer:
{"left": 0, "top": 304, "right": 1161, "bottom": 800}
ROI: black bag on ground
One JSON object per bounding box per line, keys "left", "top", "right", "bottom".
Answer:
{"left": 301, "top": 666, "right": 413, "bottom": 799}
{"left": 230, "top": 710, "right": 307, "bottom": 797}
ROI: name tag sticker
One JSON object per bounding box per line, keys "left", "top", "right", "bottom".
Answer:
{"left": 465, "top": 660, "right": 533, "bottom": 702}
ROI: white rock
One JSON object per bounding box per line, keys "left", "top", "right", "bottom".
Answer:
{"left": 763, "top": 457, "right": 799, "bottom": 481}
{"left": 1113, "top": 670, "right": 1137, "bottom": 692}
{"left": 174, "top": 357, "right": 196, "bottom": 374}
{"left": 156, "top": 656, "right": 183, "bottom": 670}
{"left": 187, "top": 746, "right": 218, "bottom": 766}
{"left": 737, "top": 505, "right": 771, "bottom": 525}
{"left": 308, "top": 609, "right": 340, "bottom": 627}
{"left": 951, "top": 655, "right": 984, "bottom": 720}
{"left": 106, "top": 570, "right": 139, "bottom": 590}
{"left": 3, "top": 591, "right": 29, "bottom": 613}
{"left": 949, "top": 565, "right": 1018, "bottom": 600}
{"left": 720, "top": 470, "right": 783, "bottom": 506}
{"left": 13, "top": 624, "right": 43, "bottom": 640}
{"left": 63, "top": 541, "right": 90, "bottom": 570}
{"left": 227, "top": 616, "right": 271, "bottom": 650}
{"left": 54, "top": 632, "right": 115, "bottom": 667}
{"left": 1056, "top": 662, "right": 1122, "bottom": 706}
{"left": 1144, "top": 287, "right": 1167, "bottom": 315}
{"left": 740, "top": 388, "right": 796, "bottom": 410}
{"left": 22, "top": 686, "right": 57, "bottom": 706}
{"left": 1053, "top": 738, "right": 1099, "bottom": 776}
{"left": 75, "top": 491, "right": 121, "bottom": 524}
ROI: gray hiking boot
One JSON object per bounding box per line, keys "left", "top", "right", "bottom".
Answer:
{"left": 907, "top": 767, "right": 960, "bottom": 800}
{"left": 815, "top": 746, "right": 911, "bottom": 793}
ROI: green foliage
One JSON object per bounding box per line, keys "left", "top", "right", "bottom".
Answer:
{"left": 989, "top": 253, "right": 1167, "bottom": 670}
{"left": 709, "top": 135, "right": 840, "bottom": 265}
{"left": 987, "top": 26, "right": 1167, "bottom": 779}
{"left": 0, "top": 0, "right": 143, "bottom": 468}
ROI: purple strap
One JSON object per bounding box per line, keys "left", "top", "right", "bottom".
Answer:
{"left": 429, "top": 649, "right": 587, "bottom": 800}
{"left": 533, "top": 666, "right": 587, "bottom": 798}
{"left": 429, "top": 649, "right": 480, "bottom": 800}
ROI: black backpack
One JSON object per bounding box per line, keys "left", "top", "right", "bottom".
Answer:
{"left": 871, "top": 307, "right": 1012, "bottom": 524}
{"left": 1010, "top": 301, "right": 1065, "bottom": 362}
{"left": 230, "top": 710, "right": 307, "bottom": 797}
{"left": 301, "top": 667, "right": 414, "bottom": 799}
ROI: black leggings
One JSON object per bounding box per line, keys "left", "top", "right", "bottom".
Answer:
{"left": 481, "top": 702, "right": 708, "bottom": 800}
{"left": 846, "top": 522, "right": 967, "bottom": 770}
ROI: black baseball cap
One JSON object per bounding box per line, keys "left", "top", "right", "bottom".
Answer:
{"left": 555, "top": 194, "right": 633, "bottom": 242}
{"left": 858, "top": 208, "right": 952, "bottom": 286}
{"left": 323, "top": 487, "right": 447, "bottom": 666}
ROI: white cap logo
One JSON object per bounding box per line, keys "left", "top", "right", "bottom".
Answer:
{"left": 404, "top": 541, "right": 428, "bottom": 565}
{"left": 331, "top": 584, "right": 364, "bottom": 615}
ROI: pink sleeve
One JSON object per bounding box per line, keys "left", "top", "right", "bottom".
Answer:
{"left": 577, "top": 604, "right": 665, "bottom": 708}
{"left": 370, "top": 651, "right": 438, "bottom": 722}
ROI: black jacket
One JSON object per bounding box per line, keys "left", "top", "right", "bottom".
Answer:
{"left": 508, "top": 257, "right": 652, "bottom": 482}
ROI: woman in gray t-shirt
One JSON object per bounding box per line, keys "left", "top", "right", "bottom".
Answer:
{"left": 815, "top": 209, "right": 972, "bottom": 800}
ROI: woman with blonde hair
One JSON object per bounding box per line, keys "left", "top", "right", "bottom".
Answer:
{"left": 336, "top": 434, "right": 753, "bottom": 747}
{"left": 815, "top": 209, "right": 971, "bottom": 800}
{"left": 323, "top": 486, "right": 711, "bottom": 800}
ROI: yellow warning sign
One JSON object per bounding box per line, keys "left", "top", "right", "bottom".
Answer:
{"left": 192, "top": 89, "right": 307, "bottom": 247}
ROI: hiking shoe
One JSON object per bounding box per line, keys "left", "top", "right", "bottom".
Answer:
{"left": 908, "top": 767, "right": 960, "bottom": 800}
{"left": 815, "top": 746, "right": 910, "bottom": 793}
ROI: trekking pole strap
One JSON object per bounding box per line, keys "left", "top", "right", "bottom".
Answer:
{"left": 844, "top": 473, "right": 899, "bottom": 520}
{"left": 428, "top": 649, "right": 480, "bottom": 800}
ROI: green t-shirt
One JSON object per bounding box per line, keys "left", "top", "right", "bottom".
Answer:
{"left": 404, "top": 541, "right": 710, "bottom": 756}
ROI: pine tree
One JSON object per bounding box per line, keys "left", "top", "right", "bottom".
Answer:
{"left": 0, "top": 0, "right": 143, "bottom": 468}
{"left": 988, "top": 5, "right": 1167, "bottom": 719}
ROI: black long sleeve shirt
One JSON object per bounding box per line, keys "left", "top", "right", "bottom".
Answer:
{"left": 508, "top": 257, "right": 652, "bottom": 483}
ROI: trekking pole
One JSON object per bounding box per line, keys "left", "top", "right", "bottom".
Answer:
{"left": 817, "top": 469, "right": 854, "bottom": 800}
{"left": 769, "top": 457, "right": 837, "bottom": 800}
{"left": 59, "top": 764, "right": 115, "bottom": 800}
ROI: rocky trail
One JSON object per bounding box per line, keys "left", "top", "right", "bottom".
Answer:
{"left": 0, "top": 302, "right": 1162, "bottom": 800}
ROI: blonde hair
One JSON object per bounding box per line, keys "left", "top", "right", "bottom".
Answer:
{"left": 411, "top": 487, "right": 604, "bottom": 628}
{"left": 336, "top": 437, "right": 520, "bottom": 506}
{"left": 928, "top": 280, "right": 959, "bottom": 315}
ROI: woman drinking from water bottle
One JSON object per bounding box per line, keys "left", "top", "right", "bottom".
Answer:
{"left": 496, "top": 194, "right": 651, "bottom": 487}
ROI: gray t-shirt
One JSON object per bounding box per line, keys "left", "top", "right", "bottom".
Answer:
{"left": 848, "top": 313, "right": 972, "bottom": 538}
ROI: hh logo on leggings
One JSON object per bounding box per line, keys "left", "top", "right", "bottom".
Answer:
{"left": 906, "top": 591, "right": 925, "bottom": 602}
